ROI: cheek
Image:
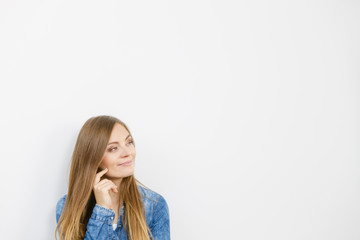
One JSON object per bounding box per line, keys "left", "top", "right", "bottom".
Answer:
{"left": 100, "top": 156, "right": 112, "bottom": 167}
{"left": 131, "top": 149, "right": 136, "bottom": 157}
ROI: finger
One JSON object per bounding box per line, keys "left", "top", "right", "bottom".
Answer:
{"left": 95, "top": 180, "right": 117, "bottom": 189}
{"left": 111, "top": 186, "right": 118, "bottom": 193}
{"left": 93, "top": 168, "right": 108, "bottom": 185}
{"left": 95, "top": 179, "right": 112, "bottom": 188}
{"left": 96, "top": 181, "right": 118, "bottom": 193}
{"left": 96, "top": 182, "right": 118, "bottom": 193}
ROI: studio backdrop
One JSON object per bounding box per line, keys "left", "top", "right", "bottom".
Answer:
{"left": 0, "top": 0, "right": 359, "bottom": 239}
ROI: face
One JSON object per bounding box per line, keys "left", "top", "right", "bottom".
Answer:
{"left": 99, "top": 123, "right": 136, "bottom": 179}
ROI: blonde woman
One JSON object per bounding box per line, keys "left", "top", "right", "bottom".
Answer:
{"left": 55, "top": 115, "right": 170, "bottom": 240}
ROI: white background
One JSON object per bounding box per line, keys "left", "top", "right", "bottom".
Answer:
{"left": 0, "top": 0, "right": 359, "bottom": 239}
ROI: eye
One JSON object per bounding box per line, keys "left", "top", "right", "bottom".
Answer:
{"left": 108, "top": 147, "right": 118, "bottom": 152}
{"left": 128, "top": 140, "right": 134, "bottom": 145}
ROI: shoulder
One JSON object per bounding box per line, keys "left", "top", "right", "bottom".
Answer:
{"left": 56, "top": 194, "right": 67, "bottom": 223}
{"left": 137, "top": 184, "right": 169, "bottom": 227}
{"left": 56, "top": 193, "right": 67, "bottom": 209}
{"left": 137, "top": 184, "right": 168, "bottom": 207}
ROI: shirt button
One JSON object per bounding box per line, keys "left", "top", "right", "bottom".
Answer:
{"left": 110, "top": 216, "right": 114, "bottom": 220}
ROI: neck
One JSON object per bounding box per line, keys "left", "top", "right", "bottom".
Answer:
{"left": 111, "top": 177, "right": 122, "bottom": 188}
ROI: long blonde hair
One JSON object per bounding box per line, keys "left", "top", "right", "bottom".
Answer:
{"left": 55, "top": 115, "right": 151, "bottom": 240}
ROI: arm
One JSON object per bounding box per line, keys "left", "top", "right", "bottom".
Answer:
{"left": 56, "top": 168, "right": 120, "bottom": 239}
{"left": 150, "top": 195, "right": 170, "bottom": 240}
{"left": 56, "top": 196, "right": 117, "bottom": 240}
{"left": 83, "top": 204, "right": 117, "bottom": 240}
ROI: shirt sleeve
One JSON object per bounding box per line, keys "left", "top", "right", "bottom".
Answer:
{"left": 56, "top": 196, "right": 118, "bottom": 240}
{"left": 83, "top": 204, "right": 117, "bottom": 240}
{"left": 150, "top": 195, "right": 170, "bottom": 240}
{"left": 55, "top": 195, "right": 67, "bottom": 224}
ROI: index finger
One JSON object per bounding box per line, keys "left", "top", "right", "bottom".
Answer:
{"left": 94, "top": 168, "right": 108, "bottom": 185}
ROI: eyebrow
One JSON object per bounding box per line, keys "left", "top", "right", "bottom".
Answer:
{"left": 107, "top": 134, "right": 132, "bottom": 145}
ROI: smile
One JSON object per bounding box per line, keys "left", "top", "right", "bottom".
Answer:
{"left": 118, "top": 160, "right": 132, "bottom": 166}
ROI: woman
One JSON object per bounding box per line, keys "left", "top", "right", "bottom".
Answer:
{"left": 55, "top": 115, "right": 170, "bottom": 240}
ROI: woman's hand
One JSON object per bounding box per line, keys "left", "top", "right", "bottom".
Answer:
{"left": 93, "top": 168, "right": 118, "bottom": 209}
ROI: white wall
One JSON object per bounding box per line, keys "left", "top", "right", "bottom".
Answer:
{"left": 0, "top": 0, "right": 359, "bottom": 239}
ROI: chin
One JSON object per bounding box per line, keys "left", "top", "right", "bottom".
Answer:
{"left": 121, "top": 172, "right": 134, "bottom": 178}
{"left": 107, "top": 168, "right": 134, "bottom": 179}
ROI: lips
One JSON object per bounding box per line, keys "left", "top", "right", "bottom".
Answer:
{"left": 118, "top": 160, "right": 132, "bottom": 166}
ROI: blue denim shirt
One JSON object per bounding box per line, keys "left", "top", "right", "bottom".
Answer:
{"left": 56, "top": 185, "right": 170, "bottom": 240}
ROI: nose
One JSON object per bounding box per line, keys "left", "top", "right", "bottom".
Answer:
{"left": 118, "top": 145, "right": 131, "bottom": 157}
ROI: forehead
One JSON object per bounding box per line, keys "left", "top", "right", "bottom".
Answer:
{"left": 109, "top": 123, "right": 130, "bottom": 141}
